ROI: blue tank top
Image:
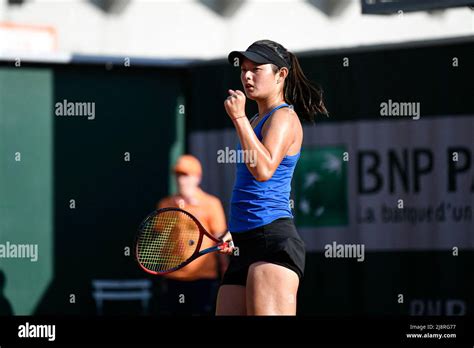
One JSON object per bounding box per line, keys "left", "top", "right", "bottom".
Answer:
{"left": 229, "top": 103, "right": 300, "bottom": 232}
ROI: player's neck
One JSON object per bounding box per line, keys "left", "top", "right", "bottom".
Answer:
{"left": 257, "top": 96, "right": 285, "bottom": 118}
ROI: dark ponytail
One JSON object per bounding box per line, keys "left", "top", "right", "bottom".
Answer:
{"left": 285, "top": 51, "right": 328, "bottom": 122}
{"left": 253, "top": 39, "right": 328, "bottom": 123}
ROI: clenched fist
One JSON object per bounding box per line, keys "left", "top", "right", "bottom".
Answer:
{"left": 224, "top": 89, "right": 246, "bottom": 121}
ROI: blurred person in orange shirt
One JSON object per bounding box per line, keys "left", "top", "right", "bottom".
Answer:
{"left": 156, "top": 154, "right": 228, "bottom": 315}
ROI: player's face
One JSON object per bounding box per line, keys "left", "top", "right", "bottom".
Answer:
{"left": 240, "top": 58, "right": 277, "bottom": 100}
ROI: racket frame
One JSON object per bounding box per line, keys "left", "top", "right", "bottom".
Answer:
{"left": 135, "top": 207, "right": 231, "bottom": 275}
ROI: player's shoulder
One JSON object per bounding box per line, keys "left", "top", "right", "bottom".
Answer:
{"left": 264, "top": 105, "right": 299, "bottom": 131}
{"left": 272, "top": 105, "right": 298, "bottom": 120}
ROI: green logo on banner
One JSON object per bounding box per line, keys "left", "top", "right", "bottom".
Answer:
{"left": 293, "top": 146, "right": 348, "bottom": 227}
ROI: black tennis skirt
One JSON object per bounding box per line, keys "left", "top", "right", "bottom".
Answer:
{"left": 221, "top": 217, "right": 306, "bottom": 286}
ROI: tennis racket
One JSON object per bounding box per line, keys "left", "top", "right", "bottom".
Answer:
{"left": 135, "top": 207, "right": 234, "bottom": 275}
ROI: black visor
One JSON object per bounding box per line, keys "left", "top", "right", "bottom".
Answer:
{"left": 228, "top": 43, "right": 290, "bottom": 69}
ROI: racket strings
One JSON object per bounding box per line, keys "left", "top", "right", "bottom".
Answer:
{"left": 137, "top": 210, "right": 200, "bottom": 273}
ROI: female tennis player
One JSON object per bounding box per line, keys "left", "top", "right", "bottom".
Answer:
{"left": 216, "top": 39, "right": 328, "bottom": 315}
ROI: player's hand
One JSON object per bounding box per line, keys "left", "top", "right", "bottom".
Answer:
{"left": 219, "top": 231, "right": 235, "bottom": 255}
{"left": 224, "top": 89, "right": 246, "bottom": 121}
